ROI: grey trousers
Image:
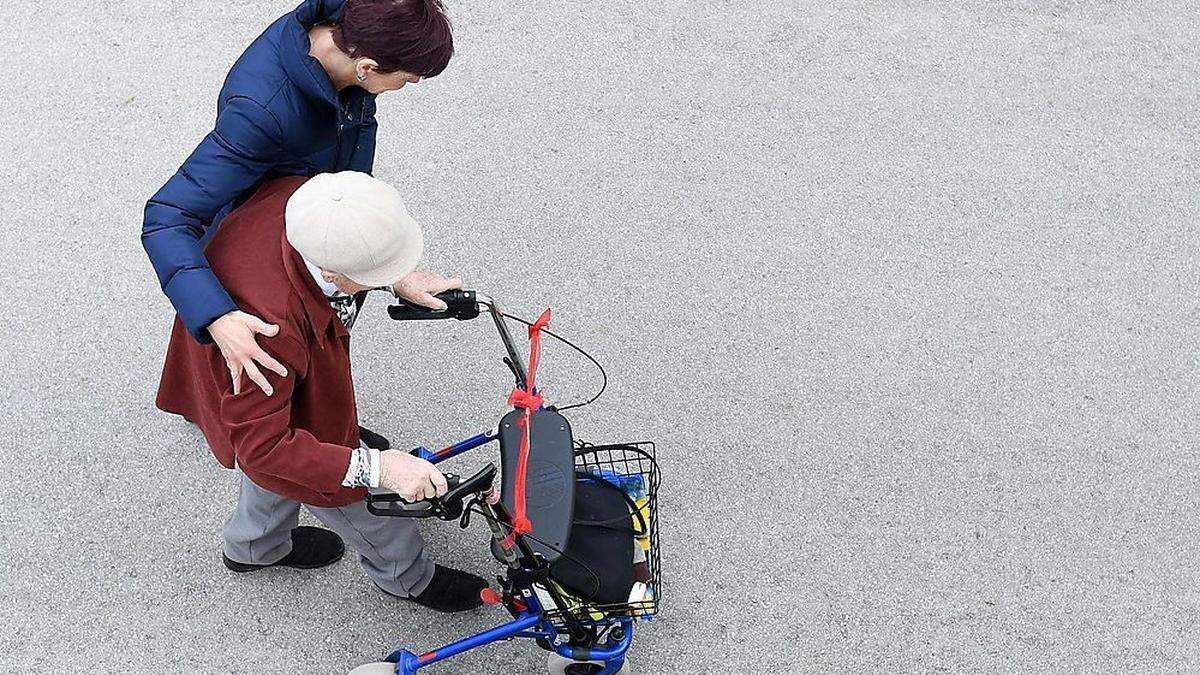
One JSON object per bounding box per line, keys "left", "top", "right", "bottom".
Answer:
{"left": 222, "top": 472, "right": 435, "bottom": 597}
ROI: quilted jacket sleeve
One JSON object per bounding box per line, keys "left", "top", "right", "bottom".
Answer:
{"left": 142, "top": 96, "right": 284, "bottom": 342}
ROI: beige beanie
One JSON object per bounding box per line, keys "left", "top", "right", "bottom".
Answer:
{"left": 285, "top": 171, "right": 424, "bottom": 287}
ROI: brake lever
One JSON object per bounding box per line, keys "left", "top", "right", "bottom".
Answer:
{"left": 460, "top": 497, "right": 476, "bottom": 529}
{"left": 502, "top": 356, "right": 523, "bottom": 388}
{"left": 441, "top": 463, "right": 497, "bottom": 510}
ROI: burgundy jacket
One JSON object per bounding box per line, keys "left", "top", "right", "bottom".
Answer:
{"left": 156, "top": 175, "right": 367, "bottom": 507}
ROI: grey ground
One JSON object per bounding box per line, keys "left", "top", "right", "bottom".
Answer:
{"left": 1, "top": 0, "right": 1198, "bottom": 673}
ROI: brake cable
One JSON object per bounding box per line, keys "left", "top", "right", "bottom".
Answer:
{"left": 498, "top": 310, "right": 608, "bottom": 412}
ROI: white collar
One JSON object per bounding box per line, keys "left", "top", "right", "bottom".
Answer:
{"left": 302, "top": 257, "right": 340, "bottom": 297}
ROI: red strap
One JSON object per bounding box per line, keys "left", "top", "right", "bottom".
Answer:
{"left": 526, "top": 308, "right": 552, "bottom": 391}
{"left": 507, "top": 388, "right": 542, "bottom": 412}
{"left": 506, "top": 308, "right": 551, "bottom": 536}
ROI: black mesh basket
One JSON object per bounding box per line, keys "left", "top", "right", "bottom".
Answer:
{"left": 542, "top": 440, "right": 661, "bottom": 623}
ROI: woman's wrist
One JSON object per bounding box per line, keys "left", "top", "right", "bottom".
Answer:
{"left": 342, "top": 446, "right": 382, "bottom": 488}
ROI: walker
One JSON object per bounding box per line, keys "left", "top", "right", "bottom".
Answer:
{"left": 348, "top": 291, "right": 661, "bottom": 675}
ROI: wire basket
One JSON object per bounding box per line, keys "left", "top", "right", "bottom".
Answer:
{"left": 542, "top": 440, "right": 662, "bottom": 623}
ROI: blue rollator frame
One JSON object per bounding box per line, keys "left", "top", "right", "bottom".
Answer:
{"left": 356, "top": 291, "right": 657, "bottom": 674}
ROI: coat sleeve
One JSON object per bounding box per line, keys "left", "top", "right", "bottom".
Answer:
{"left": 218, "top": 332, "right": 366, "bottom": 507}
{"left": 142, "top": 96, "right": 285, "bottom": 343}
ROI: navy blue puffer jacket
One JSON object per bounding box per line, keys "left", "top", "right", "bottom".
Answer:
{"left": 143, "top": 0, "right": 378, "bottom": 341}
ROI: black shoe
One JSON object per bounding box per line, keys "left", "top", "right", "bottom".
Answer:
{"left": 375, "top": 565, "right": 488, "bottom": 613}
{"left": 222, "top": 526, "right": 345, "bottom": 573}
{"left": 358, "top": 425, "right": 391, "bottom": 451}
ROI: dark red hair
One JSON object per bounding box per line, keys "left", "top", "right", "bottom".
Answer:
{"left": 333, "top": 0, "right": 453, "bottom": 77}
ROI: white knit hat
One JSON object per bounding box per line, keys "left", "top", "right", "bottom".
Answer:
{"left": 285, "top": 172, "right": 424, "bottom": 287}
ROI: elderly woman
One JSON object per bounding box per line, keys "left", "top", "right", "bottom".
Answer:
{"left": 156, "top": 171, "right": 488, "bottom": 611}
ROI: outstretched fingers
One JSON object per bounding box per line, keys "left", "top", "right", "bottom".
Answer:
{"left": 250, "top": 345, "right": 288, "bottom": 379}
{"left": 240, "top": 358, "right": 273, "bottom": 397}
{"left": 250, "top": 317, "right": 281, "bottom": 337}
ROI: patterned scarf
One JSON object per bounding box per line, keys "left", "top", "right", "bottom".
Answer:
{"left": 327, "top": 291, "right": 359, "bottom": 331}
{"left": 303, "top": 257, "right": 360, "bottom": 332}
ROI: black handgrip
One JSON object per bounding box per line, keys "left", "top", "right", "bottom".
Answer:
{"left": 366, "top": 473, "right": 462, "bottom": 518}
{"left": 365, "top": 464, "right": 496, "bottom": 521}
{"left": 441, "top": 462, "right": 496, "bottom": 507}
{"left": 387, "top": 289, "right": 480, "bottom": 321}
{"left": 365, "top": 497, "right": 437, "bottom": 518}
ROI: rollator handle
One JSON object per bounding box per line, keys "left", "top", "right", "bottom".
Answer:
{"left": 387, "top": 289, "right": 480, "bottom": 321}
{"left": 442, "top": 462, "right": 497, "bottom": 506}
{"left": 366, "top": 463, "right": 497, "bottom": 521}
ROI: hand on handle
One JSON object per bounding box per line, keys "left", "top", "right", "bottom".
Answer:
{"left": 392, "top": 270, "right": 464, "bottom": 311}
{"left": 379, "top": 450, "right": 449, "bottom": 501}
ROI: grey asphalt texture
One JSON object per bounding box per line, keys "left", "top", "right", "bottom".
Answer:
{"left": 1, "top": 1, "right": 1198, "bottom": 673}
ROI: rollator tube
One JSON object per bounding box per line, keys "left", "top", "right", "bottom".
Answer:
{"left": 484, "top": 299, "right": 529, "bottom": 389}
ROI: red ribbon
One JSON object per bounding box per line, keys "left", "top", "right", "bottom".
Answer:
{"left": 507, "top": 308, "right": 551, "bottom": 536}
{"left": 507, "top": 388, "right": 543, "bottom": 412}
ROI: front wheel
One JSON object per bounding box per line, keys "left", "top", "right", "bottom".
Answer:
{"left": 347, "top": 662, "right": 397, "bottom": 675}
{"left": 547, "top": 652, "right": 633, "bottom": 675}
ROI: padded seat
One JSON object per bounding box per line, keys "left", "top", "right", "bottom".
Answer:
{"left": 492, "top": 408, "right": 576, "bottom": 562}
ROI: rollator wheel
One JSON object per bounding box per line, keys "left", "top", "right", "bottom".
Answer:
{"left": 347, "top": 661, "right": 397, "bottom": 675}
{"left": 546, "top": 652, "right": 633, "bottom": 675}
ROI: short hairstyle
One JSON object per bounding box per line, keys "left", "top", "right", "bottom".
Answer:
{"left": 333, "top": 0, "right": 454, "bottom": 77}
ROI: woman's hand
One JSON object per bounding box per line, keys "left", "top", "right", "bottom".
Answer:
{"left": 379, "top": 450, "right": 449, "bottom": 501}
{"left": 208, "top": 310, "right": 288, "bottom": 396}
{"left": 393, "top": 269, "right": 463, "bottom": 311}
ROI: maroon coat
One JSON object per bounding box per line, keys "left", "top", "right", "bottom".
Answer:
{"left": 156, "top": 175, "right": 367, "bottom": 507}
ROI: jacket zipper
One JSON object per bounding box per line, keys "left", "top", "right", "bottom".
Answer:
{"left": 334, "top": 95, "right": 360, "bottom": 169}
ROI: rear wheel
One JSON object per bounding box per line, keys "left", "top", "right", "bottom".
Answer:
{"left": 547, "top": 653, "right": 633, "bottom": 675}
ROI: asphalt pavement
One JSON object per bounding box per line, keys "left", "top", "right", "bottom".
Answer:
{"left": 1, "top": 0, "right": 1197, "bottom": 673}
